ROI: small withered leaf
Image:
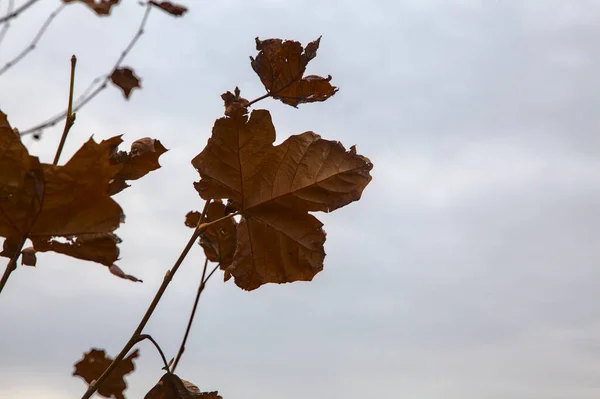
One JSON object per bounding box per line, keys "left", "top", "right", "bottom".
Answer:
{"left": 109, "top": 264, "right": 142, "bottom": 283}
{"left": 221, "top": 88, "right": 249, "bottom": 117}
{"left": 185, "top": 211, "right": 201, "bottom": 228}
{"left": 31, "top": 233, "right": 122, "bottom": 266}
{"left": 192, "top": 109, "right": 372, "bottom": 290}
{"left": 149, "top": 1, "right": 188, "bottom": 16}
{"left": 144, "top": 373, "right": 223, "bottom": 399}
{"left": 73, "top": 348, "right": 139, "bottom": 399}
{"left": 62, "top": 0, "right": 120, "bottom": 16}
{"left": 250, "top": 36, "right": 338, "bottom": 107}
{"left": 110, "top": 67, "right": 141, "bottom": 99}
{"left": 21, "top": 247, "right": 37, "bottom": 266}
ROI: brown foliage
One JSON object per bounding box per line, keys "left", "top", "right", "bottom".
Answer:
{"left": 145, "top": 373, "right": 222, "bottom": 399}
{"left": 149, "top": 1, "right": 188, "bottom": 16}
{"left": 0, "top": 112, "right": 166, "bottom": 276}
{"left": 63, "top": 0, "right": 121, "bottom": 16}
{"left": 251, "top": 37, "right": 338, "bottom": 107}
{"left": 111, "top": 67, "right": 141, "bottom": 99}
{"left": 73, "top": 349, "right": 139, "bottom": 399}
{"left": 192, "top": 107, "right": 372, "bottom": 290}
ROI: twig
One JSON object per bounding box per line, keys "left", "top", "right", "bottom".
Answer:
{"left": 19, "top": 3, "right": 153, "bottom": 136}
{"left": 0, "top": 0, "right": 15, "bottom": 52}
{"left": 247, "top": 92, "right": 270, "bottom": 107}
{"left": 80, "top": 200, "right": 213, "bottom": 399}
{"left": 0, "top": 0, "right": 39, "bottom": 24}
{"left": 53, "top": 55, "right": 77, "bottom": 165}
{"left": 136, "top": 334, "right": 171, "bottom": 373}
{"left": 0, "top": 54, "right": 77, "bottom": 296}
{"left": 0, "top": 3, "right": 65, "bottom": 76}
{"left": 171, "top": 259, "right": 221, "bottom": 372}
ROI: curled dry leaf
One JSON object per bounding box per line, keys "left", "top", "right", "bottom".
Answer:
{"left": 108, "top": 138, "right": 168, "bottom": 195}
{"left": 20, "top": 247, "right": 36, "bottom": 266}
{"left": 221, "top": 87, "right": 249, "bottom": 117}
{"left": 149, "top": 1, "right": 188, "bottom": 16}
{"left": 109, "top": 264, "right": 142, "bottom": 282}
{"left": 110, "top": 67, "right": 141, "bottom": 99}
{"left": 185, "top": 200, "right": 237, "bottom": 269}
{"left": 73, "top": 348, "right": 139, "bottom": 399}
{"left": 0, "top": 112, "right": 165, "bottom": 274}
{"left": 250, "top": 37, "right": 338, "bottom": 107}
{"left": 192, "top": 109, "right": 372, "bottom": 290}
{"left": 144, "top": 373, "right": 223, "bottom": 399}
{"left": 62, "top": 0, "right": 120, "bottom": 16}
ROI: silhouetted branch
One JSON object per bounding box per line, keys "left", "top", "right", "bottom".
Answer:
{"left": 0, "top": 0, "right": 39, "bottom": 24}
{"left": 19, "top": 3, "right": 153, "bottom": 136}
{"left": 0, "top": 3, "right": 65, "bottom": 76}
{"left": 0, "top": 0, "right": 15, "bottom": 51}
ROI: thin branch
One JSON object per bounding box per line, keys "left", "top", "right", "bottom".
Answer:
{"left": 19, "top": 3, "right": 153, "bottom": 136}
{"left": 80, "top": 200, "right": 212, "bottom": 399}
{"left": 53, "top": 54, "right": 77, "bottom": 165}
{"left": 0, "top": 235, "right": 27, "bottom": 295}
{"left": 0, "top": 3, "right": 65, "bottom": 76}
{"left": 136, "top": 334, "right": 171, "bottom": 373}
{"left": 0, "top": 0, "right": 39, "bottom": 24}
{"left": 0, "top": 0, "right": 15, "bottom": 51}
{"left": 172, "top": 258, "right": 216, "bottom": 373}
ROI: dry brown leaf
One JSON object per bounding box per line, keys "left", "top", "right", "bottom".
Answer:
{"left": 108, "top": 138, "right": 168, "bottom": 195}
{"left": 0, "top": 112, "right": 165, "bottom": 274}
{"left": 192, "top": 109, "right": 372, "bottom": 290}
{"left": 110, "top": 67, "right": 141, "bottom": 99}
{"left": 144, "top": 373, "right": 222, "bottom": 399}
{"left": 109, "top": 263, "right": 142, "bottom": 282}
{"left": 62, "top": 0, "right": 120, "bottom": 16}
{"left": 221, "top": 87, "right": 249, "bottom": 117}
{"left": 20, "top": 246, "right": 37, "bottom": 266}
{"left": 184, "top": 211, "right": 201, "bottom": 228}
{"left": 250, "top": 37, "right": 338, "bottom": 107}
{"left": 149, "top": 1, "right": 188, "bottom": 16}
{"left": 73, "top": 348, "right": 139, "bottom": 399}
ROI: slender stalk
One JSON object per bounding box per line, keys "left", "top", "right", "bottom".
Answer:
{"left": 80, "top": 200, "right": 213, "bottom": 399}
{"left": 0, "top": 235, "right": 27, "bottom": 295}
{"left": 0, "top": 0, "right": 39, "bottom": 24}
{"left": 247, "top": 92, "right": 270, "bottom": 106}
{"left": 172, "top": 258, "right": 212, "bottom": 372}
{"left": 20, "top": 3, "right": 153, "bottom": 136}
{"left": 0, "top": 3, "right": 65, "bottom": 76}
{"left": 53, "top": 55, "right": 77, "bottom": 165}
{"left": 136, "top": 334, "right": 171, "bottom": 373}
{"left": 0, "top": 0, "right": 15, "bottom": 51}
{"left": 0, "top": 55, "right": 76, "bottom": 295}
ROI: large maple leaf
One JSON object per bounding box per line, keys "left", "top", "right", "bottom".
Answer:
{"left": 0, "top": 112, "right": 166, "bottom": 277}
{"left": 192, "top": 108, "right": 372, "bottom": 290}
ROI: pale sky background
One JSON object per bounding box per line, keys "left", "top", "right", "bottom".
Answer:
{"left": 1, "top": 1, "right": 600, "bottom": 398}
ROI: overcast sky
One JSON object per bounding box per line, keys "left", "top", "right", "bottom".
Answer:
{"left": 1, "top": 1, "right": 600, "bottom": 398}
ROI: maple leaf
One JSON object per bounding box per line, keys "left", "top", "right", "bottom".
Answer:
{"left": 144, "top": 373, "right": 223, "bottom": 399}
{"left": 192, "top": 108, "right": 372, "bottom": 290}
{"left": 111, "top": 67, "right": 141, "bottom": 99}
{"left": 185, "top": 200, "right": 237, "bottom": 269}
{"left": 62, "top": 0, "right": 120, "bottom": 16}
{"left": 250, "top": 37, "right": 338, "bottom": 107}
{"left": 0, "top": 112, "right": 166, "bottom": 276}
{"left": 73, "top": 348, "right": 139, "bottom": 399}
{"left": 149, "top": 1, "right": 188, "bottom": 16}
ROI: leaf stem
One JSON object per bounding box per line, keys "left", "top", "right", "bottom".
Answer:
{"left": 136, "top": 334, "right": 171, "bottom": 373}
{"left": 53, "top": 54, "right": 77, "bottom": 165}
{"left": 247, "top": 92, "right": 270, "bottom": 107}
{"left": 197, "top": 211, "right": 239, "bottom": 234}
{"left": 79, "top": 200, "right": 212, "bottom": 399}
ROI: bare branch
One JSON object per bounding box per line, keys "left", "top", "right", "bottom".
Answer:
{"left": 0, "top": 0, "right": 15, "bottom": 52}
{"left": 19, "top": 3, "right": 153, "bottom": 136}
{"left": 0, "top": 0, "right": 40, "bottom": 24}
{"left": 0, "top": 3, "right": 65, "bottom": 76}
